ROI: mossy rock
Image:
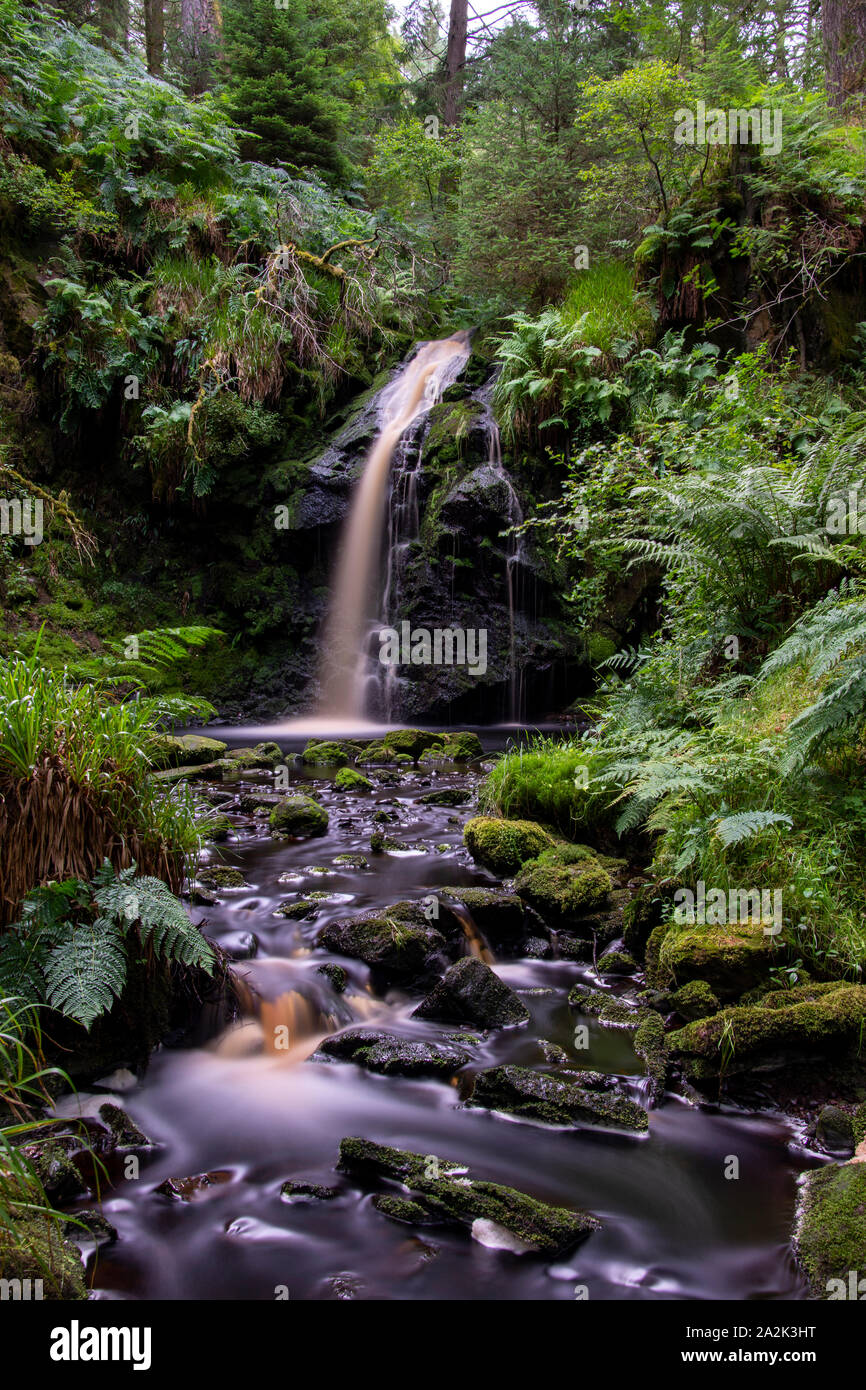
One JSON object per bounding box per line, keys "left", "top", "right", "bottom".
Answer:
{"left": 333, "top": 853, "right": 370, "bottom": 869}
{"left": 669, "top": 982, "right": 866, "bottom": 1077}
{"left": 795, "top": 1163, "right": 866, "bottom": 1297}
{"left": 197, "top": 865, "right": 248, "bottom": 889}
{"left": 315, "top": 909, "right": 446, "bottom": 985}
{"left": 413, "top": 956, "right": 529, "bottom": 1028}
{"left": 338, "top": 1137, "right": 599, "bottom": 1255}
{"left": 223, "top": 746, "right": 279, "bottom": 771}
{"left": 205, "top": 814, "right": 233, "bottom": 843}
{"left": 469, "top": 1064, "right": 648, "bottom": 1132}
{"left": 671, "top": 979, "right": 720, "bottom": 1021}
{"left": 438, "top": 887, "right": 531, "bottom": 946}
{"left": 334, "top": 766, "right": 372, "bottom": 792}
{"left": 598, "top": 948, "right": 637, "bottom": 976}
{"left": 419, "top": 731, "right": 484, "bottom": 762}
{"left": 315, "top": 1027, "right": 470, "bottom": 1078}
{"left": 317, "top": 963, "right": 348, "bottom": 993}
{"left": 623, "top": 885, "right": 666, "bottom": 959}
{"left": 653, "top": 918, "right": 776, "bottom": 998}
{"left": 418, "top": 787, "right": 471, "bottom": 806}
{"left": 633, "top": 1012, "right": 669, "bottom": 1102}
{"left": 302, "top": 740, "right": 354, "bottom": 767}
{"left": 175, "top": 734, "right": 229, "bottom": 764}
{"left": 383, "top": 728, "right": 446, "bottom": 759}
{"left": 515, "top": 855, "right": 611, "bottom": 927}
{"left": 463, "top": 816, "right": 555, "bottom": 875}
{"left": 269, "top": 795, "right": 329, "bottom": 838}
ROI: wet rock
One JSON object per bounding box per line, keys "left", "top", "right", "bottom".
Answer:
{"left": 317, "top": 963, "right": 348, "bottom": 993}
{"left": 269, "top": 795, "right": 329, "bottom": 837}
{"left": 174, "top": 734, "right": 229, "bottom": 765}
{"left": 204, "top": 813, "right": 233, "bottom": 842}
{"left": 568, "top": 984, "right": 651, "bottom": 1030}
{"left": 314, "top": 1027, "right": 471, "bottom": 1077}
{"left": 239, "top": 791, "right": 284, "bottom": 812}
{"left": 333, "top": 853, "right": 370, "bottom": 869}
{"left": 315, "top": 909, "right": 446, "bottom": 986}
{"left": 539, "top": 1039, "right": 569, "bottom": 1064}
{"left": 438, "top": 887, "right": 531, "bottom": 947}
{"left": 598, "top": 948, "right": 637, "bottom": 976}
{"left": 463, "top": 816, "right": 554, "bottom": 875}
{"left": 515, "top": 851, "right": 612, "bottom": 928}
{"left": 97, "top": 1103, "right": 156, "bottom": 1152}
{"left": 338, "top": 1137, "right": 599, "bottom": 1255}
{"left": 275, "top": 898, "right": 321, "bottom": 920}
{"left": 220, "top": 930, "right": 259, "bottom": 959}
{"left": 156, "top": 1170, "right": 233, "bottom": 1201}
{"left": 524, "top": 936, "right": 552, "bottom": 959}
{"left": 382, "top": 729, "right": 446, "bottom": 760}
{"left": 413, "top": 957, "right": 530, "bottom": 1028}
{"left": 302, "top": 740, "right": 353, "bottom": 767}
{"left": 151, "top": 760, "right": 224, "bottom": 784}
{"left": 555, "top": 933, "right": 594, "bottom": 962}
{"left": 370, "top": 831, "right": 412, "bottom": 852}
{"left": 372, "top": 807, "right": 400, "bottom": 823}
{"left": 469, "top": 1065, "right": 648, "bottom": 1132}
{"left": 334, "top": 767, "right": 372, "bottom": 792}
{"left": 280, "top": 1180, "right": 340, "bottom": 1201}
{"left": 815, "top": 1105, "right": 856, "bottom": 1157}
{"left": 372, "top": 1194, "right": 437, "bottom": 1225}
{"left": 21, "top": 1136, "right": 89, "bottom": 1203}
{"left": 418, "top": 787, "right": 471, "bottom": 807}
{"left": 622, "top": 885, "right": 666, "bottom": 960}
{"left": 63, "top": 1209, "right": 117, "bottom": 1247}
{"left": 633, "top": 1012, "right": 669, "bottom": 1103}
{"left": 223, "top": 745, "right": 279, "bottom": 771}
{"left": 197, "top": 865, "right": 249, "bottom": 890}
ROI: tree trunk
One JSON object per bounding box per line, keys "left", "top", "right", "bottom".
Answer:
{"left": 98, "top": 0, "right": 129, "bottom": 48}
{"left": 823, "top": 0, "right": 866, "bottom": 108}
{"left": 442, "top": 0, "right": 468, "bottom": 126}
{"left": 144, "top": 0, "right": 165, "bottom": 76}
{"left": 180, "top": 0, "right": 221, "bottom": 95}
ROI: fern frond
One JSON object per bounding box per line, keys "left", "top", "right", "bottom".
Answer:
{"left": 44, "top": 919, "right": 127, "bottom": 1031}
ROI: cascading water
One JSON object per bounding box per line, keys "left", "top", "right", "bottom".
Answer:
{"left": 478, "top": 380, "right": 527, "bottom": 722}
{"left": 317, "top": 333, "right": 472, "bottom": 722}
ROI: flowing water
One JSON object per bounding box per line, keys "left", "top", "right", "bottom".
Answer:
{"left": 317, "top": 334, "right": 472, "bottom": 721}
{"left": 70, "top": 344, "right": 819, "bottom": 1300}
{"left": 71, "top": 734, "right": 814, "bottom": 1302}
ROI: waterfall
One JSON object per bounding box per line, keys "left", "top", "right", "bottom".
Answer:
{"left": 317, "top": 333, "right": 472, "bottom": 722}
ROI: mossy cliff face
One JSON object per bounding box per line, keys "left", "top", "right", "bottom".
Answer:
{"left": 795, "top": 1162, "right": 866, "bottom": 1297}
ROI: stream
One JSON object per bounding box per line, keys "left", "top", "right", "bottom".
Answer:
{"left": 73, "top": 729, "right": 813, "bottom": 1302}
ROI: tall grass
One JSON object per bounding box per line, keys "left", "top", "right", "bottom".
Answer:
{"left": 0, "top": 643, "right": 204, "bottom": 925}
{"left": 561, "top": 261, "right": 654, "bottom": 354}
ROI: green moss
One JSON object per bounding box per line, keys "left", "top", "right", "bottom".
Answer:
{"left": 302, "top": 740, "right": 354, "bottom": 766}
{"left": 671, "top": 979, "right": 720, "bottom": 1021}
{"left": 0, "top": 1215, "right": 86, "bottom": 1299}
{"left": 669, "top": 982, "right": 866, "bottom": 1077}
{"left": 269, "top": 795, "right": 329, "bottom": 837}
{"left": 197, "top": 865, "right": 248, "bottom": 888}
{"left": 383, "top": 728, "right": 445, "bottom": 759}
{"left": 796, "top": 1163, "right": 866, "bottom": 1296}
{"left": 653, "top": 918, "right": 775, "bottom": 998}
{"left": 514, "top": 855, "right": 612, "bottom": 925}
{"left": 623, "top": 886, "right": 666, "bottom": 959}
{"left": 334, "top": 766, "right": 372, "bottom": 791}
{"left": 469, "top": 1064, "right": 648, "bottom": 1131}
{"left": 463, "top": 816, "right": 555, "bottom": 874}
{"left": 633, "top": 1012, "right": 669, "bottom": 1099}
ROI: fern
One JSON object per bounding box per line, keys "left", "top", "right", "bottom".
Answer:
{"left": 44, "top": 919, "right": 127, "bottom": 1032}
{"left": 714, "top": 810, "right": 793, "bottom": 846}
{"left": 92, "top": 862, "right": 215, "bottom": 971}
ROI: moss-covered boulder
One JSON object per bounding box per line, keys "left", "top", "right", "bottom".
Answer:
{"left": 204, "top": 814, "right": 233, "bottom": 843}
{"left": 668, "top": 982, "right": 866, "bottom": 1077}
{"left": 196, "top": 865, "right": 249, "bottom": 890}
{"left": 671, "top": 979, "right": 720, "bottom": 1021}
{"left": 315, "top": 909, "right": 446, "bottom": 985}
{"left": 383, "top": 729, "right": 445, "bottom": 759}
{"left": 338, "top": 1137, "right": 599, "bottom": 1255}
{"left": 650, "top": 919, "right": 775, "bottom": 998}
{"left": 269, "top": 795, "right": 329, "bottom": 837}
{"left": 469, "top": 1064, "right": 648, "bottom": 1132}
{"left": 622, "top": 885, "right": 666, "bottom": 959}
{"left": 795, "top": 1163, "right": 866, "bottom": 1297}
{"left": 413, "top": 956, "right": 529, "bottom": 1028}
{"left": 174, "top": 734, "right": 229, "bottom": 764}
{"left": 333, "top": 852, "right": 370, "bottom": 869}
{"left": 302, "top": 740, "right": 354, "bottom": 766}
{"left": 315, "top": 1028, "right": 471, "bottom": 1078}
{"left": 334, "top": 766, "right": 372, "bottom": 792}
{"left": 514, "top": 852, "right": 612, "bottom": 927}
{"left": 463, "top": 817, "right": 554, "bottom": 875}
{"left": 598, "top": 948, "right": 637, "bottom": 976}
{"left": 420, "top": 731, "right": 484, "bottom": 762}
{"left": 815, "top": 1105, "right": 856, "bottom": 1158}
